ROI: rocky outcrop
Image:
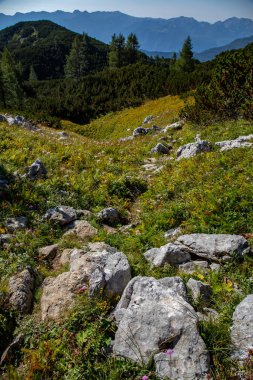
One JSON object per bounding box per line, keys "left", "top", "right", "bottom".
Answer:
{"left": 97, "top": 208, "right": 121, "bottom": 226}
{"left": 44, "top": 206, "right": 77, "bottom": 226}
{"left": 133, "top": 125, "right": 160, "bottom": 137}
{"left": 177, "top": 140, "right": 213, "bottom": 160}
{"left": 8, "top": 269, "right": 34, "bottom": 314}
{"left": 177, "top": 234, "right": 250, "bottom": 262}
{"left": 144, "top": 242, "right": 191, "bottom": 266}
{"left": 113, "top": 276, "right": 210, "bottom": 380}
{"left": 41, "top": 243, "right": 131, "bottom": 320}
{"left": 6, "top": 216, "right": 27, "bottom": 232}
{"left": 231, "top": 294, "right": 253, "bottom": 359}
{"left": 162, "top": 121, "right": 184, "bottom": 132}
{"left": 64, "top": 220, "right": 98, "bottom": 239}
{"left": 216, "top": 135, "right": 253, "bottom": 151}
{"left": 186, "top": 278, "right": 212, "bottom": 304}
{"left": 28, "top": 159, "right": 47, "bottom": 180}
{"left": 151, "top": 143, "right": 172, "bottom": 154}
{"left": 0, "top": 114, "right": 36, "bottom": 131}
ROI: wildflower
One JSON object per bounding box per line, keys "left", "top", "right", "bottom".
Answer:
{"left": 141, "top": 376, "right": 149, "bottom": 380}
{"left": 74, "top": 284, "right": 88, "bottom": 294}
{"left": 165, "top": 348, "right": 174, "bottom": 357}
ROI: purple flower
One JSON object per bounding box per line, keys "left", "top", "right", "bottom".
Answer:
{"left": 141, "top": 376, "right": 149, "bottom": 380}
{"left": 165, "top": 348, "right": 174, "bottom": 357}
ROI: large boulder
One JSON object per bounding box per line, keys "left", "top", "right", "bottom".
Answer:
{"left": 8, "top": 269, "right": 34, "bottom": 314}
{"left": 41, "top": 243, "right": 131, "bottom": 320}
{"left": 28, "top": 159, "right": 47, "bottom": 180}
{"left": 177, "top": 234, "right": 250, "bottom": 262}
{"left": 144, "top": 242, "right": 191, "bottom": 267}
{"left": 113, "top": 276, "right": 210, "bottom": 380}
{"left": 44, "top": 206, "right": 77, "bottom": 226}
{"left": 177, "top": 140, "right": 213, "bottom": 160}
{"left": 231, "top": 295, "right": 253, "bottom": 359}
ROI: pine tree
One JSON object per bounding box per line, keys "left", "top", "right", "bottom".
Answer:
{"left": 109, "top": 34, "right": 126, "bottom": 68}
{"left": 29, "top": 65, "right": 38, "bottom": 82}
{"left": 126, "top": 33, "right": 140, "bottom": 64}
{"left": 0, "top": 48, "right": 23, "bottom": 108}
{"left": 64, "top": 36, "right": 89, "bottom": 79}
{"left": 176, "top": 36, "right": 195, "bottom": 72}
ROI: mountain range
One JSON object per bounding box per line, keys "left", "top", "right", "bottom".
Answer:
{"left": 0, "top": 10, "right": 253, "bottom": 52}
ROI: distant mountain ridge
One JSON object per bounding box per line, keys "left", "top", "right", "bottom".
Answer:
{"left": 0, "top": 10, "right": 253, "bottom": 51}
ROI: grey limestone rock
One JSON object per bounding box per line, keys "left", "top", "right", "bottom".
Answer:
{"left": 144, "top": 242, "right": 191, "bottom": 267}
{"left": 177, "top": 140, "right": 213, "bottom": 160}
{"left": 44, "top": 206, "right": 77, "bottom": 226}
{"left": 9, "top": 269, "right": 34, "bottom": 314}
{"left": 187, "top": 278, "right": 212, "bottom": 304}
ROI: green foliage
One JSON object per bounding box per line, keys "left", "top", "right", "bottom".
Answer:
{"left": 182, "top": 42, "right": 253, "bottom": 123}
{"left": 176, "top": 36, "right": 196, "bottom": 72}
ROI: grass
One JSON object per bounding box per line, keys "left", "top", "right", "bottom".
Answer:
{"left": 0, "top": 94, "right": 253, "bottom": 378}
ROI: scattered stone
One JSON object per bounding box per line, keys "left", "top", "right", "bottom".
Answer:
{"left": 187, "top": 278, "right": 212, "bottom": 304}
{"left": 97, "top": 208, "right": 121, "bottom": 226}
{"left": 44, "top": 206, "right": 77, "bottom": 226}
{"left": 28, "top": 159, "right": 47, "bottom": 180}
{"left": 177, "top": 140, "right": 213, "bottom": 160}
{"left": 231, "top": 295, "right": 253, "bottom": 359}
{"left": 210, "top": 263, "right": 221, "bottom": 272}
{"left": 118, "top": 136, "right": 134, "bottom": 142}
{"left": 144, "top": 242, "right": 191, "bottom": 267}
{"left": 151, "top": 143, "right": 172, "bottom": 154}
{"left": 162, "top": 120, "right": 184, "bottom": 132}
{"left": 216, "top": 135, "right": 253, "bottom": 151}
{"left": 177, "top": 234, "right": 250, "bottom": 262}
{"left": 6, "top": 216, "right": 27, "bottom": 232}
{"left": 38, "top": 244, "right": 58, "bottom": 260}
{"left": 41, "top": 243, "right": 131, "bottom": 320}
{"left": 0, "top": 234, "right": 13, "bottom": 244}
{"left": 57, "top": 131, "right": 69, "bottom": 140}
{"left": 197, "top": 308, "right": 220, "bottom": 322}
{"left": 8, "top": 269, "right": 34, "bottom": 314}
{"left": 179, "top": 260, "right": 209, "bottom": 274}
{"left": 0, "top": 115, "right": 7, "bottom": 122}
{"left": 143, "top": 115, "right": 153, "bottom": 124}
{"left": 164, "top": 227, "right": 182, "bottom": 240}
{"left": 133, "top": 126, "right": 149, "bottom": 136}
{"left": 76, "top": 209, "right": 93, "bottom": 219}
{"left": 64, "top": 220, "right": 98, "bottom": 239}
{"left": 113, "top": 276, "right": 210, "bottom": 380}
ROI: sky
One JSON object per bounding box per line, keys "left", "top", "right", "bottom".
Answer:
{"left": 0, "top": 0, "right": 253, "bottom": 22}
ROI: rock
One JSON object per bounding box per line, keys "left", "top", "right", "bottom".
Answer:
{"left": 216, "top": 135, "right": 253, "bottom": 151}
{"left": 133, "top": 127, "right": 149, "bottom": 137}
{"left": 38, "top": 244, "right": 58, "bottom": 260}
{"left": 113, "top": 276, "right": 210, "bottom": 380}
{"left": 6, "top": 216, "right": 27, "bottom": 232}
{"left": 28, "top": 159, "right": 47, "bottom": 179}
{"left": 8, "top": 269, "right": 34, "bottom": 314}
{"left": 177, "top": 234, "right": 250, "bottom": 262}
{"left": 64, "top": 220, "right": 98, "bottom": 239}
{"left": 197, "top": 308, "right": 220, "bottom": 322}
{"left": 176, "top": 140, "right": 213, "bottom": 160}
{"left": 179, "top": 260, "right": 209, "bottom": 274}
{"left": 118, "top": 136, "right": 134, "bottom": 142}
{"left": 144, "top": 242, "right": 191, "bottom": 267}
{"left": 44, "top": 206, "right": 77, "bottom": 226}
{"left": 76, "top": 209, "right": 93, "bottom": 219}
{"left": 59, "top": 248, "right": 72, "bottom": 265}
{"left": 162, "top": 121, "right": 184, "bottom": 132}
{"left": 231, "top": 295, "right": 253, "bottom": 359}
{"left": 41, "top": 243, "right": 131, "bottom": 320}
{"left": 0, "top": 334, "right": 24, "bottom": 366}
{"left": 210, "top": 263, "right": 221, "bottom": 272}
{"left": 0, "top": 114, "right": 7, "bottom": 122}
{"left": 158, "top": 276, "right": 188, "bottom": 300}
{"left": 143, "top": 115, "right": 153, "bottom": 124}
{"left": 57, "top": 131, "right": 69, "bottom": 139}
{"left": 0, "top": 234, "right": 13, "bottom": 244}
{"left": 187, "top": 278, "right": 212, "bottom": 304}
{"left": 151, "top": 143, "right": 172, "bottom": 154}
{"left": 97, "top": 207, "right": 121, "bottom": 226}
{"left": 164, "top": 227, "right": 182, "bottom": 240}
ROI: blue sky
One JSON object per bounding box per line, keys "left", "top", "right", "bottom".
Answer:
{"left": 0, "top": 0, "right": 252, "bottom": 22}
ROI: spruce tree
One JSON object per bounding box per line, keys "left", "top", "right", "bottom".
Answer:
{"left": 176, "top": 36, "right": 195, "bottom": 72}
{"left": 0, "top": 48, "right": 23, "bottom": 108}
{"left": 126, "top": 33, "right": 140, "bottom": 64}
{"left": 29, "top": 65, "right": 38, "bottom": 82}
{"left": 109, "top": 34, "right": 126, "bottom": 68}
{"left": 65, "top": 36, "right": 89, "bottom": 79}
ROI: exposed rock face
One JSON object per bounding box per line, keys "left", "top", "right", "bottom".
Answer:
{"left": 113, "top": 276, "right": 210, "bottom": 380}
{"left": 151, "top": 143, "right": 172, "bottom": 154}
{"left": 231, "top": 294, "right": 253, "bottom": 359}
{"left": 64, "top": 220, "right": 98, "bottom": 239}
{"left": 28, "top": 159, "right": 47, "bottom": 179}
{"left": 6, "top": 216, "right": 27, "bottom": 232}
{"left": 44, "top": 206, "right": 77, "bottom": 226}
{"left": 8, "top": 269, "right": 34, "bottom": 314}
{"left": 38, "top": 244, "right": 58, "bottom": 260}
{"left": 41, "top": 243, "right": 131, "bottom": 320}
{"left": 177, "top": 234, "right": 250, "bottom": 262}
{"left": 216, "top": 135, "right": 253, "bottom": 151}
{"left": 186, "top": 278, "right": 212, "bottom": 304}
{"left": 97, "top": 208, "right": 121, "bottom": 226}
{"left": 144, "top": 242, "right": 191, "bottom": 266}
{"left": 177, "top": 140, "right": 213, "bottom": 160}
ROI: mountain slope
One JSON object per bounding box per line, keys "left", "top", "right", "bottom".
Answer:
{"left": 0, "top": 20, "right": 108, "bottom": 79}
{"left": 0, "top": 11, "right": 253, "bottom": 51}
